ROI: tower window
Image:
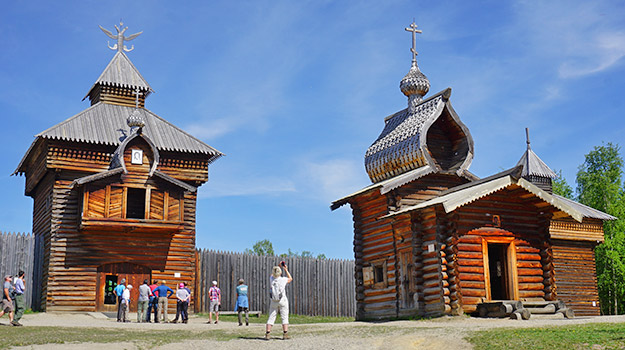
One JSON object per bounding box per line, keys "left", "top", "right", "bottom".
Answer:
{"left": 126, "top": 188, "right": 146, "bottom": 219}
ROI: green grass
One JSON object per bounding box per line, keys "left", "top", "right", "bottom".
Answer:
{"left": 468, "top": 322, "right": 625, "bottom": 350}
{"left": 196, "top": 312, "right": 354, "bottom": 324}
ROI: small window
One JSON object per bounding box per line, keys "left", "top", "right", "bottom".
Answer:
{"left": 127, "top": 188, "right": 146, "bottom": 219}
{"left": 374, "top": 266, "right": 384, "bottom": 284}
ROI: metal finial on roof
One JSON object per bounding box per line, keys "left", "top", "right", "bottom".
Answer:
{"left": 405, "top": 21, "right": 422, "bottom": 64}
{"left": 525, "top": 127, "right": 531, "bottom": 150}
{"left": 400, "top": 21, "right": 430, "bottom": 111}
{"left": 133, "top": 87, "right": 142, "bottom": 109}
{"left": 99, "top": 22, "right": 143, "bottom": 53}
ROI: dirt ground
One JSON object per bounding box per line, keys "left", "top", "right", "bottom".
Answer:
{"left": 7, "top": 312, "right": 625, "bottom": 350}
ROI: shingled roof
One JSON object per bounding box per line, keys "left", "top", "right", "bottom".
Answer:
{"left": 14, "top": 102, "right": 223, "bottom": 174}
{"left": 83, "top": 51, "right": 153, "bottom": 100}
{"left": 364, "top": 88, "right": 474, "bottom": 183}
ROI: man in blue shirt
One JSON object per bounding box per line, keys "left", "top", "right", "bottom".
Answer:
{"left": 153, "top": 280, "right": 174, "bottom": 323}
{"left": 235, "top": 278, "right": 249, "bottom": 326}
{"left": 113, "top": 278, "right": 126, "bottom": 322}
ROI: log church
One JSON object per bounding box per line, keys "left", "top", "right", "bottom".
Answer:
{"left": 14, "top": 23, "right": 222, "bottom": 312}
{"left": 332, "top": 22, "right": 615, "bottom": 320}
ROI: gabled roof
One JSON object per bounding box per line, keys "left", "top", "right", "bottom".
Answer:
{"left": 14, "top": 103, "right": 223, "bottom": 174}
{"left": 383, "top": 166, "right": 615, "bottom": 223}
{"left": 330, "top": 165, "right": 478, "bottom": 211}
{"left": 516, "top": 147, "right": 557, "bottom": 178}
{"left": 364, "top": 88, "right": 474, "bottom": 183}
{"left": 84, "top": 52, "right": 153, "bottom": 100}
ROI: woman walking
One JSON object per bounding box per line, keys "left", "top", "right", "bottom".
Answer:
{"left": 235, "top": 278, "right": 249, "bottom": 326}
{"left": 265, "top": 262, "right": 292, "bottom": 340}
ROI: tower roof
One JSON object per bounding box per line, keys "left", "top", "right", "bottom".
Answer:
{"left": 83, "top": 51, "right": 154, "bottom": 101}
{"left": 516, "top": 129, "right": 557, "bottom": 178}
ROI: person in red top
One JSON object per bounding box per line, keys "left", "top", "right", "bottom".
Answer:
{"left": 207, "top": 281, "right": 221, "bottom": 324}
{"left": 146, "top": 280, "right": 159, "bottom": 322}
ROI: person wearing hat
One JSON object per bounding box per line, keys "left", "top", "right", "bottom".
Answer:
{"left": 235, "top": 278, "right": 249, "bottom": 326}
{"left": 121, "top": 284, "right": 133, "bottom": 322}
{"left": 207, "top": 280, "right": 221, "bottom": 324}
{"left": 113, "top": 278, "right": 126, "bottom": 322}
{"left": 153, "top": 280, "right": 174, "bottom": 323}
{"left": 173, "top": 283, "right": 190, "bottom": 323}
{"left": 0, "top": 275, "right": 15, "bottom": 326}
{"left": 265, "top": 263, "right": 293, "bottom": 340}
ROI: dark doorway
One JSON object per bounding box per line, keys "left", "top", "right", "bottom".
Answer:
{"left": 488, "top": 244, "right": 509, "bottom": 300}
{"left": 96, "top": 263, "right": 151, "bottom": 312}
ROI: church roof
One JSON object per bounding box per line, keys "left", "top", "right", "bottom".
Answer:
{"left": 14, "top": 102, "right": 223, "bottom": 174}
{"left": 384, "top": 165, "right": 616, "bottom": 222}
{"left": 364, "top": 88, "right": 474, "bottom": 183}
{"left": 84, "top": 51, "right": 153, "bottom": 100}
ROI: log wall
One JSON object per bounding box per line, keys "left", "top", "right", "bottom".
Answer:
{"left": 23, "top": 137, "right": 205, "bottom": 312}
{"left": 454, "top": 186, "right": 549, "bottom": 313}
{"left": 552, "top": 239, "right": 601, "bottom": 315}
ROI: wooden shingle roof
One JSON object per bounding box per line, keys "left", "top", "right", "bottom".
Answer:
{"left": 83, "top": 51, "right": 153, "bottom": 100}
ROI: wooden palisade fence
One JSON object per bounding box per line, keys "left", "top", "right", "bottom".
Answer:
{"left": 0, "top": 232, "right": 41, "bottom": 310}
{"left": 196, "top": 249, "right": 356, "bottom": 317}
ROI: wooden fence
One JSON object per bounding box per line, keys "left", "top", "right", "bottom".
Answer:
{"left": 0, "top": 232, "right": 39, "bottom": 310}
{"left": 196, "top": 249, "right": 356, "bottom": 317}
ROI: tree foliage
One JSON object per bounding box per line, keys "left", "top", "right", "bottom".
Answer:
{"left": 552, "top": 169, "right": 574, "bottom": 199}
{"left": 575, "top": 143, "right": 625, "bottom": 315}
{"left": 246, "top": 240, "right": 326, "bottom": 259}
{"left": 244, "top": 239, "right": 275, "bottom": 256}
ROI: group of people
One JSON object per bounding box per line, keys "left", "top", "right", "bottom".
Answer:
{"left": 111, "top": 263, "right": 294, "bottom": 340}
{"left": 0, "top": 270, "right": 26, "bottom": 326}
{"left": 113, "top": 279, "right": 191, "bottom": 323}
{"left": 205, "top": 261, "right": 293, "bottom": 340}
{"left": 0, "top": 271, "right": 26, "bottom": 327}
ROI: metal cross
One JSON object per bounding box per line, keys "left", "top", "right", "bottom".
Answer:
{"left": 133, "top": 88, "right": 142, "bottom": 108}
{"left": 99, "top": 21, "right": 143, "bottom": 53}
{"left": 405, "top": 22, "right": 422, "bottom": 63}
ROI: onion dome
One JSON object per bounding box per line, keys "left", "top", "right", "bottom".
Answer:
{"left": 400, "top": 61, "right": 430, "bottom": 100}
{"left": 127, "top": 109, "right": 145, "bottom": 130}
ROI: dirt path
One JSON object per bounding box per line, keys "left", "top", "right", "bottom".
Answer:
{"left": 9, "top": 313, "right": 625, "bottom": 350}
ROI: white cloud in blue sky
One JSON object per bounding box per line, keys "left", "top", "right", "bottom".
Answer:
{"left": 1, "top": 0, "right": 624, "bottom": 259}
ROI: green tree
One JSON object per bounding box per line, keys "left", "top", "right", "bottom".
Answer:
{"left": 552, "top": 169, "right": 574, "bottom": 199}
{"left": 576, "top": 143, "right": 625, "bottom": 315}
{"left": 244, "top": 239, "right": 275, "bottom": 256}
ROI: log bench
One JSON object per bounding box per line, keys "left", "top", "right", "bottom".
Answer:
{"left": 216, "top": 311, "right": 262, "bottom": 317}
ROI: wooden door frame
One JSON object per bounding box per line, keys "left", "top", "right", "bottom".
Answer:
{"left": 481, "top": 236, "right": 519, "bottom": 301}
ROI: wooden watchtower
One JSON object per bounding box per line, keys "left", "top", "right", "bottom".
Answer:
{"left": 14, "top": 24, "right": 222, "bottom": 312}
{"left": 332, "top": 22, "right": 614, "bottom": 320}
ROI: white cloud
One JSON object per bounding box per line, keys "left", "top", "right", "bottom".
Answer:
{"left": 558, "top": 31, "right": 625, "bottom": 78}
{"left": 297, "top": 158, "right": 369, "bottom": 203}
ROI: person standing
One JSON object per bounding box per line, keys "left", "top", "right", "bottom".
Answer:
{"left": 113, "top": 278, "right": 126, "bottom": 322}
{"left": 174, "top": 283, "right": 190, "bottom": 323}
{"left": 137, "top": 280, "right": 151, "bottom": 323}
{"left": 207, "top": 280, "right": 221, "bottom": 324}
{"left": 146, "top": 280, "right": 159, "bottom": 322}
{"left": 121, "top": 284, "right": 133, "bottom": 322}
{"left": 265, "top": 263, "right": 293, "bottom": 340}
{"left": 0, "top": 275, "right": 15, "bottom": 326}
{"left": 13, "top": 271, "right": 25, "bottom": 326}
{"left": 235, "top": 278, "right": 249, "bottom": 326}
{"left": 154, "top": 280, "right": 174, "bottom": 323}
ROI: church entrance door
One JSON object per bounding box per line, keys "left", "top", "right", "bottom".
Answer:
{"left": 96, "top": 263, "right": 151, "bottom": 312}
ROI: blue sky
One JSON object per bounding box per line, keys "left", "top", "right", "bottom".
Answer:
{"left": 1, "top": 1, "right": 624, "bottom": 259}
